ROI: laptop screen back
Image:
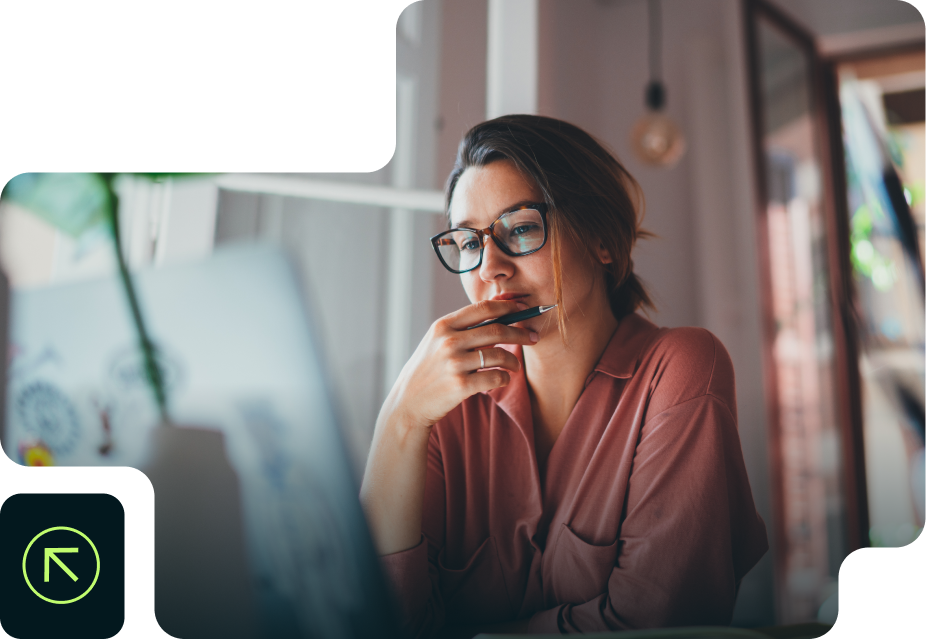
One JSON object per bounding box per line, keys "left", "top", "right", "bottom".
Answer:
{"left": 3, "top": 245, "right": 398, "bottom": 638}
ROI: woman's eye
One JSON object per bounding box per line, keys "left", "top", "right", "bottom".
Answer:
{"left": 460, "top": 239, "right": 480, "bottom": 251}
{"left": 511, "top": 224, "right": 538, "bottom": 236}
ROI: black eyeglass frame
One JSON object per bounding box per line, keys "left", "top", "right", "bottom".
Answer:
{"left": 429, "top": 203, "right": 550, "bottom": 274}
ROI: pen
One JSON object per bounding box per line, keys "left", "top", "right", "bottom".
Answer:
{"left": 466, "top": 305, "right": 558, "bottom": 330}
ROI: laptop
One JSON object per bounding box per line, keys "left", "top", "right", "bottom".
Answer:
{"left": 2, "top": 244, "right": 400, "bottom": 639}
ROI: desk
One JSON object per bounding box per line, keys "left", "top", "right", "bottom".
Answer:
{"left": 438, "top": 623, "right": 833, "bottom": 639}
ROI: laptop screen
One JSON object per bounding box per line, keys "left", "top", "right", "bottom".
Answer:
{"left": 3, "top": 244, "right": 399, "bottom": 638}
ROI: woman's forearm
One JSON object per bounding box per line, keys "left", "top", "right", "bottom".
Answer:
{"left": 360, "top": 401, "right": 432, "bottom": 556}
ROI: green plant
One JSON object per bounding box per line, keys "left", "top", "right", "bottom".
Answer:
{"left": 849, "top": 200, "right": 897, "bottom": 292}
{"left": 1, "top": 172, "right": 210, "bottom": 425}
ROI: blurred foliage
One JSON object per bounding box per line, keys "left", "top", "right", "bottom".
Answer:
{"left": 2, "top": 173, "right": 111, "bottom": 237}
{"left": 133, "top": 173, "right": 211, "bottom": 181}
{"left": 904, "top": 180, "right": 924, "bottom": 208}
{"left": 0, "top": 172, "right": 212, "bottom": 425}
{"left": 0, "top": 172, "right": 214, "bottom": 237}
{"left": 850, "top": 202, "right": 896, "bottom": 292}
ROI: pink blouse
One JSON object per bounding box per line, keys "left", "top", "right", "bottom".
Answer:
{"left": 380, "top": 313, "right": 768, "bottom": 636}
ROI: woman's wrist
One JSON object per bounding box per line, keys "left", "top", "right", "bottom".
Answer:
{"left": 378, "top": 388, "right": 435, "bottom": 440}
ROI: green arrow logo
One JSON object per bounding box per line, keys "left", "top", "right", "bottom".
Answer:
{"left": 44, "top": 547, "right": 79, "bottom": 582}
{"left": 22, "top": 527, "right": 100, "bottom": 604}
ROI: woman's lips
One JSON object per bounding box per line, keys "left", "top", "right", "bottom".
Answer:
{"left": 491, "top": 293, "right": 529, "bottom": 301}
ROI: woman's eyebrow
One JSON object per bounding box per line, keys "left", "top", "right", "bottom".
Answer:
{"left": 451, "top": 200, "right": 540, "bottom": 228}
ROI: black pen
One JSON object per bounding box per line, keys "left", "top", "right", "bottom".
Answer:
{"left": 466, "top": 305, "right": 558, "bottom": 330}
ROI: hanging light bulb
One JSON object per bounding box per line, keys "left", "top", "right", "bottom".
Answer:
{"left": 631, "top": 0, "right": 686, "bottom": 168}
{"left": 631, "top": 81, "right": 686, "bottom": 166}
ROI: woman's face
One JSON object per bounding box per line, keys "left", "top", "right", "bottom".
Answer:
{"left": 448, "top": 160, "right": 609, "bottom": 338}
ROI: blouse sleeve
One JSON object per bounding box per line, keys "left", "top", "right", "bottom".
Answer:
{"left": 529, "top": 332, "right": 768, "bottom": 633}
{"left": 377, "top": 425, "right": 449, "bottom": 639}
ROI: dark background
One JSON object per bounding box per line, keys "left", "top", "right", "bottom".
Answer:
{"left": 0, "top": 494, "right": 124, "bottom": 639}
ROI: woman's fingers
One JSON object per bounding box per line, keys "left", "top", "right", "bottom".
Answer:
{"left": 465, "top": 322, "right": 538, "bottom": 349}
{"left": 461, "top": 347, "right": 520, "bottom": 373}
{"left": 474, "top": 368, "right": 511, "bottom": 392}
{"left": 383, "top": 299, "right": 540, "bottom": 430}
{"left": 445, "top": 299, "right": 527, "bottom": 330}
{"left": 465, "top": 368, "right": 512, "bottom": 395}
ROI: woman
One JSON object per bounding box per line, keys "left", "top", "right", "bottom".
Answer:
{"left": 360, "top": 115, "right": 768, "bottom": 637}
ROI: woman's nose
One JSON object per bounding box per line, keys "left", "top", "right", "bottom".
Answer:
{"left": 479, "top": 236, "right": 514, "bottom": 282}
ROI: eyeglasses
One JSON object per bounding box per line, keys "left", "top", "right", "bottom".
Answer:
{"left": 430, "top": 203, "right": 548, "bottom": 274}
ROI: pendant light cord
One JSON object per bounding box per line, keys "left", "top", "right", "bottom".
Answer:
{"left": 645, "top": 0, "right": 665, "bottom": 110}
{"left": 649, "top": 0, "right": 662, "bottom": 84}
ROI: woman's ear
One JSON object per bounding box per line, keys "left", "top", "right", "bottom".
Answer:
{"left": 596, "top": 242, "right": 613, "bottom": 265}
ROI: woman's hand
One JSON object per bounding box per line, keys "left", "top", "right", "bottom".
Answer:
{"left": 382, "top": 299, "right": 539, "bottom": 434}
{"left": 361, "top": 299, "right": 537, "bottom": 556}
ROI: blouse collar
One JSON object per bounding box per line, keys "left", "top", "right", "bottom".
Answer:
{"left": 488, "top": 312, "right": 661, "bottom": 423}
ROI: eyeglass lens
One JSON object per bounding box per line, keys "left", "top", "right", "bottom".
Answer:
{"left": 436, "top": 208, "right": 545, "bottom": 272}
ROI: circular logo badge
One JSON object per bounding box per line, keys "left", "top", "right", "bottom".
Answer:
{"left": 22, "top": 527, "right": 100, "bottom": 604}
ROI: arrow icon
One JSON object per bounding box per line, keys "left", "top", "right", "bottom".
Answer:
{"left": 44, "top": 548, "right": 79, "bottom": 583}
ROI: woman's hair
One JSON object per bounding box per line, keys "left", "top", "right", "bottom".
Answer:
{"left": 446, "top": 115, "right": 654, "bottom": 329}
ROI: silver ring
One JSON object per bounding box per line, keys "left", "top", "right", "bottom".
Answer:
{"left": 478, "top": 350, "right": 485, "bottom": 369}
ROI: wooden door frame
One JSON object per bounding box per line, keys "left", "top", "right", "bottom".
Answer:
{"left": 742, "top": 0, "right": 872, "bottom": 586}
{"left": 818, "top": 35, "right": 925, "bottom": 543}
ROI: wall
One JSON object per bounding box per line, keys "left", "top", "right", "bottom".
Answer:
{"left": 432, "top": 0, "right": 490, "bottom": 319}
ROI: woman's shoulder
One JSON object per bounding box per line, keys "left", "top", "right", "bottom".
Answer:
{"left": 637, "top": 321, "right": 736, "bottom": 418}
{"left": 646, "top": 323, "right": 727, "bottom": 366}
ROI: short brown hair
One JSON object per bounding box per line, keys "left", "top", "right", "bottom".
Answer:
{"left": 446, "top": 115, "right": 654, "bottom": 328}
